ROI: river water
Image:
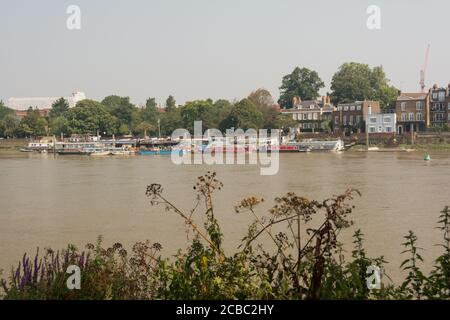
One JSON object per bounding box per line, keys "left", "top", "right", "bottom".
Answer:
{"left": 1, "top": 150, "right": 449, "bottom": 284}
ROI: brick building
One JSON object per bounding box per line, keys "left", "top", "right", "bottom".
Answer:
{"left": 281, "top": 96, "right": 335, "bottom": 132}
{"left": 429, "top": 84, "right": 450, "bottom": 128}
{"left": 333, "top": 101, "right": 381, "bottom": 134}
{"left": 395, "top": 92, "right": 430, "bottom": 134}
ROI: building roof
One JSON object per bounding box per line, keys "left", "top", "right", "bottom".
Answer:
{"left": 397, "top": 93, "right": 428, "bottom": 101}
{"left": 6, "top": 91, "right": 86, "bottom": 111}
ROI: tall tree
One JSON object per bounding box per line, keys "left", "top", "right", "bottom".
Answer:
{"left": 0, "top": 114, "right": 20, "bottom": 138}
{"left": 142, "top": 97, "right": 159, "bottom": 123}
{"left": 278, "top": 67, "right": 325, "bottom": 108}
{"left": 220, "top": 98, "right": 264, "bottom": 131}
{"left": 67, "top": 100, "right": 117, "bottom": 135}
{"left": 330, "top": 62, "right": 399, "bottom": 109}
{"left": 18, "top": 108, "right": 48, "bottom": 137}
{"left": 166, "top": 95, "right": 176, "bottom": 112}
{"left": 49, "top": 98, "right": 70, "bottom": 118}
{"left": 248, "top": 89, "right": 278, "bottom": 128}
{"left": 180, "top": 99, "right": 215, "bottom": 133}
{"left": 101, "top": 95, "right": 134, "bottom": 127}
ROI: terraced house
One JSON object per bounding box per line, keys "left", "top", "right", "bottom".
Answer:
{"left": 395, "top": 92, "right": 429, "bottom": 134}
{"left": 429, "top": 84, "right": 450, "bottom": 128}
{"left": 333, "top": 101, "right": 380, "bottom": 134}
{"left": 281, "top": 96, "right": 335, "bottom": 132}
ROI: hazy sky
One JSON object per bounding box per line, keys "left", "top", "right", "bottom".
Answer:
{"left": 1, "top": 0, "right": 449, "bottom": 106}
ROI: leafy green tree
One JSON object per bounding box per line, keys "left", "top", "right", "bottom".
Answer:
{"left": 49, "top": 116, "right": 69, "bottom": 136}
{"left": 248, "top": 89, "right": 281, "bottom": 128}
{"left": 166, "top": 95, "right": 176, "bottom": 112}
{"left": 211, "top": 99, "right": 233, "bottom": 121}
{"left": 0, "top": 114, "right": 20, "bottom": 138}
{"left": 330, "top": 63, "right": 399, "bottom": 109}
{"left": 18, "top": 108, "right": 48, "bottom": 137}
{"left": 274, "top": 114, "right": 297, "bottom": 130}
{"left": 142, "top": 97, "right": 159, "bottom": 124}
{"left": 118, "top": 124, "right": 130, "bottom": 136}
{"left": 101, "top": 95, "right": 134, "bottom": 127}
{"left": 0, "top": 101, "right": 13, "bottom": 119}
{"left": 135, "top": 121, "right": 154, "bottom": 137}
{"left": 180, "top": 99, "right": 215, "bottom": 133}
{"left": 49, "top": 98, "right": 70, "bottom": 118}
{"left": 67, "top": 100, "right": 117, "bottom": 135}
{"left": 278, "top": 67, "right": 325, "bottom": 108}
{"left": 220, "top": 98, "right": 264, "bottom": 131}
{"left": 160, "top": 108, "right": 182, "bottom": 137}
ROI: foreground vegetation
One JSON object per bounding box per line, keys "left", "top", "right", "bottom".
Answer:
{"left": 1, "top": 172, "right": 449, "bottom": 300}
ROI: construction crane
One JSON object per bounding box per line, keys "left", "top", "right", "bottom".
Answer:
{"left": 420, "top": 44, "right": 430, "bottom": 93}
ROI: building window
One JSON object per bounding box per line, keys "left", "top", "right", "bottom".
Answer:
{"left": 335, "top": 116, "right": 339, "bottom": 124}
{"left": 433, "top": 92, "right": 438, "bottom": 100}
{"left": 350, "top": 105, "right": 355, "bottom": 111}
{"left": 384, "top": 117, "right": 391, "bottom": 123}
{"left": 313, "top": 112, "right": 318, "bottom": 120}
{"left": 416, "top": 101, "right": 423, "bottom": 110}
{"left": 369, "top": 127, "right": 376, "bottom": 133}
{"left": 343, "top": 115, "right": 347, "bottom": 125}
{"left": 401, "top": 113, "right": 407, "bottom": 121}
{"left": 385, "top": 126, "right": 392, "bottom": 133}
{"left": 356, "top": 115, "right": 361, "bottom": 123}
{"left": 416, "top": 112, "right": 422, "bottom": 121}
{"left": 344, "top": 106, "right": 349, "bottom": 111}
{"left": 370, "top": 117, "right": 377, "bottom": 123}
{"left": 439, "top": 91, "right": 445, "bottom": 101}
{"left": 408, "top": 113, "right": 414, "bottom": 121}
{"left": 356, "top": 105, "right": 361, "bottom": 111}
{"left": 448, "top": 103, "right": 450, "bottom": 110}
{"left": 401, "top": 102, "right": 407, "bottom": 111}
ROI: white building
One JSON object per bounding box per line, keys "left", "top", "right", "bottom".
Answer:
{"left": 366, "top": 113, "right": 397, "bottom": 133}
{"left": 6, "top": 91, "right": 86, "bottom": 111}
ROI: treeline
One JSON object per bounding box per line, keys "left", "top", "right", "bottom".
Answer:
{"left": 0, "top": 62, "right": 399, "bottom": 138}
{"left": 0, "top": 90, "right": 296, "bottom": 139}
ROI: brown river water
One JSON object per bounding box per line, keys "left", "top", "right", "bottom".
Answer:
{"left": 0, "top": 150, "right": 449, "bottom": 284}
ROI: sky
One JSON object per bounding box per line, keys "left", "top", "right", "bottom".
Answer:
{"left": 1, "top": 0, "right": 449, "bottom": 106}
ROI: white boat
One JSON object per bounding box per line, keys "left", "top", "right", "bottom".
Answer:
{"left": 296, "top": 139, "right": 345, "bottom": 152}
{"left": 83, "top": 148, "right": 112, "bottom": 156}
{"left": 109, "top": 148, "right": 135, "bottom": 156}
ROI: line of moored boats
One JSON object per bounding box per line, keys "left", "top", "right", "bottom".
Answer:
{"left": 20, "top": 138, "right": 345, "bottom": 156}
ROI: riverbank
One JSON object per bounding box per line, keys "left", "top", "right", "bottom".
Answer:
{"left": 0, "top": 138, "right": 27, "bottom": 151}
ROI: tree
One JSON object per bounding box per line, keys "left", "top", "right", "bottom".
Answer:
{"left": 160, "top": 108, "right": 182, "bottom": 137}
{"left": 135, "top": 122, "right": 154, "bottom": 137}
{"left": 101, "top": 95, "right": 134, "bottom": 127}
{"left": 142, "top": 97, "right": 159, "bottom": 123}
{"left": 330, "top": 63, "right": 399, "bottom": 109}
{"left": 49, "top": 116, "right": 69, "bottom": 136}
{"left": 220, "top": 98, "right": 264, "bottom": 131}
{"left": 67, "top": 100, "right": 117, "bottom": 135}
{"left": 180, "top": 99, "right": 215, "bottom": 133}
{"left": 0, "top": 114, "right": 20, "bottom": 138}
{"left": 166, "top": 95, "right": 176, "bottom": 112}
{"left": 49, "top": 98, "right": 70, "bottom": 118}
{"left": 278, "top": 67, "right": 325, "bottom": 108}
{"left": 18, "top": 108, "right": 48, "bottom": 137}
{"left": 274, "top": 114, "right": 297, "bottom": 130}
{"left": 248, "top": 89, "right": 279, "bottom": 128}
{"left": 210, "top": 99, "right": 233, "bottom": 128}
